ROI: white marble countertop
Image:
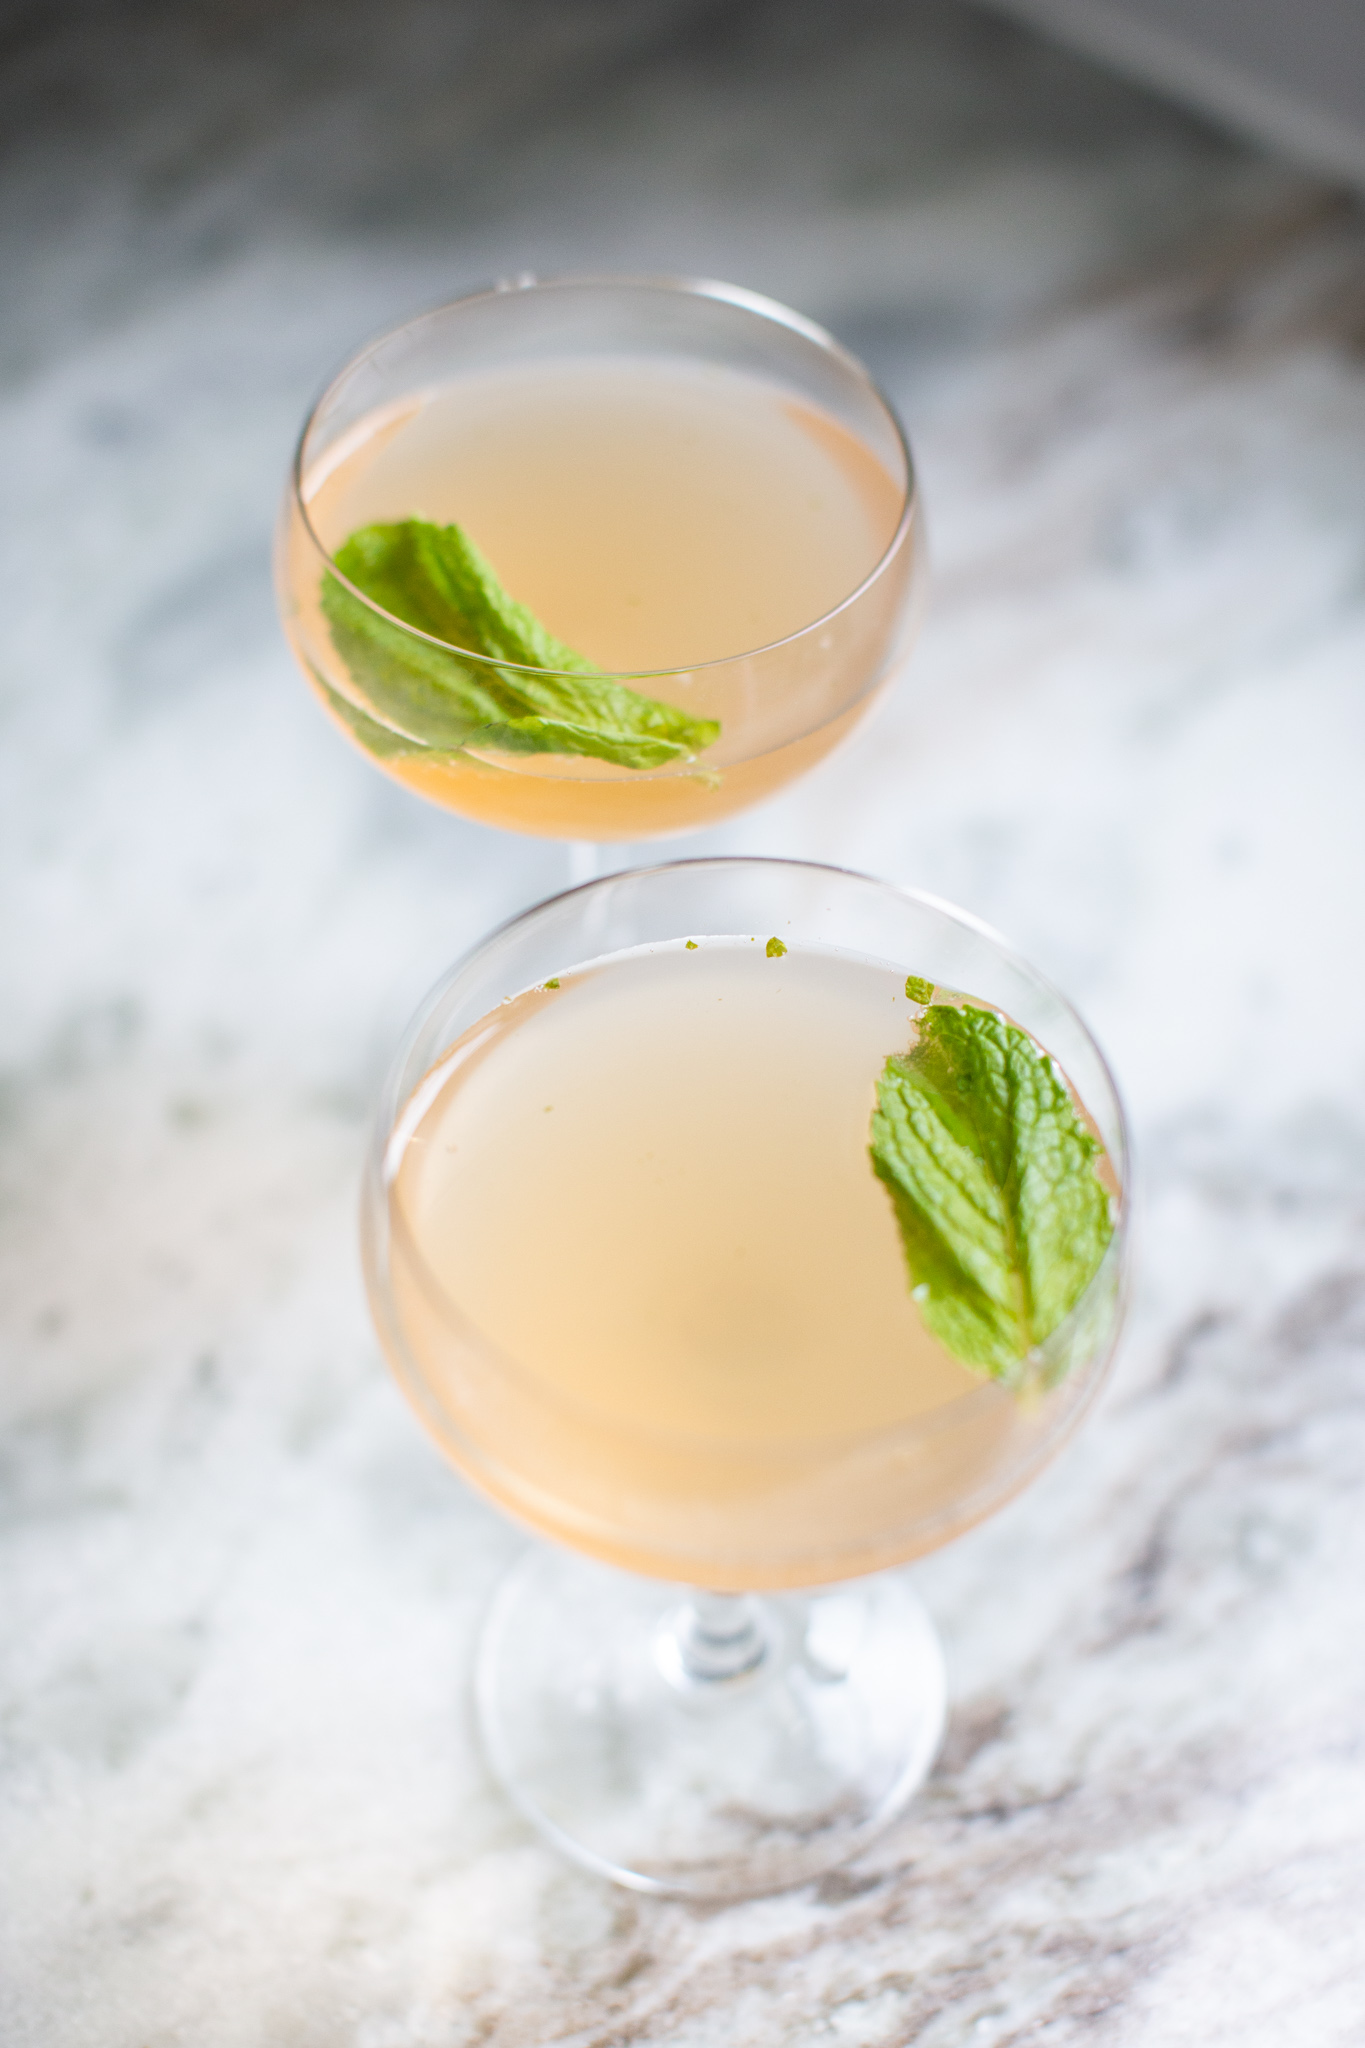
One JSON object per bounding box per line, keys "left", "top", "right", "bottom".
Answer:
{"left": 3, "top": 3, "right": 1364, "bottom": 2041}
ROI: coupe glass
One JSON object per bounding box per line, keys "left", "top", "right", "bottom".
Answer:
{"left": 362, "top": 860, "right": 1130, "bottom": 1898}
{"left": 275, "top": 276, "right": 924, "bottom": 851}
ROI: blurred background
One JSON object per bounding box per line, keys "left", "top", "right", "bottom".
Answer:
{"left": 2, "top": 4, "right": 1364, "bottom": 2044}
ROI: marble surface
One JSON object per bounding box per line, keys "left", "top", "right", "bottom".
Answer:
{"left": 3, "top": 2, "right": 1365, "bottom": 2041}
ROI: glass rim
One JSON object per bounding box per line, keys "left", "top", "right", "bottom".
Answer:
{"left": 291, "top": 272, "right": 919, "bottom": 684}
{"left": 367, "top": 856, "right": 1132, "bottom": 1458}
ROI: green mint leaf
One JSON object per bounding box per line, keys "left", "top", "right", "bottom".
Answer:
{"left": 905, "top": 975, "right": 934, "bottom": 1004}
{"left": 870, "top": 1004, "right": 1114, "bottom": 1381}
{"left": 766, "top": 936, "right": 788, "bottom": 958}
{"left": 685, "top": 940, "right": 698, "bottom": 950}
{"left": 313, "top": 674, "right": 433, "bottom": 759}
{"left": 544, "top": 978, "right": 560, "bottom": 989}
{"left": 320, "top": 519, "right": 720, "bottom": 772}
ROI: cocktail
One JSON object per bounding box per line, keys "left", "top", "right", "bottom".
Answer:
{"left": 365, "top": 859, "right": 1129, "bottom": 1897}
{"left": 275, "top": 277, "right": 923, "bottom": 847}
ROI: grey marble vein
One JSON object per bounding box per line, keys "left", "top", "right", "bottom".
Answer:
{"left": 2, "top": 2, "right": 1364, "bottom": 2042}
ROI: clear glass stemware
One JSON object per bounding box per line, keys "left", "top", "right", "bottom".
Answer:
{"left": 276, "top": 277, "right": 925, "bottom": 860}
{"left": 362, "top": 859, "right": 1130, "bottom": 1898}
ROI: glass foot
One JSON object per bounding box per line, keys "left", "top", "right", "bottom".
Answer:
{"left": 475, "top": 1547, "right": 946, "bottom": 1899}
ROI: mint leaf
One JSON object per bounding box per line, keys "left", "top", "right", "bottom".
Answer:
{"left": 314, "top": 674, "right": 431, "bottom": 759}
{"left": 905, "top": 975, "right": 934, "bottom": 1004}
{"left": 870, "top": 1004, "right": 1113, "bottom": 1380}
{"left": 319, "top": 519, "right": 720, "bottom": 772}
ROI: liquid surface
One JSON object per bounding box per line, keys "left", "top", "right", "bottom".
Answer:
{"left": 391, "top": 942, "right": 977, "bottom": 1446}
{"left": 378, "top": 941, "right": 1105, "bottom": 1584}
{"left": 303, "top": 358, "right": 904, "bottom": 670}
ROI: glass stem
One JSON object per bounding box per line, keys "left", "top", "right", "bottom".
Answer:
{"left": 566, "top": 841, "right": 601, "bottom": 887}
{"left": 658, "top": 1591, "right": 773, "bottom": 1688}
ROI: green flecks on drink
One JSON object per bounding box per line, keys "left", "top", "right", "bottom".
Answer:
{"left": 685, "top": 940, "right": 699, "bottom": 950}
{"left": 905, "top": 975, "right": 934, "bottom": 1004}
{"left": 766, "top": 937, "right": 787, "bottom": 958}
{"left": 870, "top": 1004, "right": 1113, "bottom": 1383}
{"left": 320, "top": 518, "right": 721, "bottom": 770}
